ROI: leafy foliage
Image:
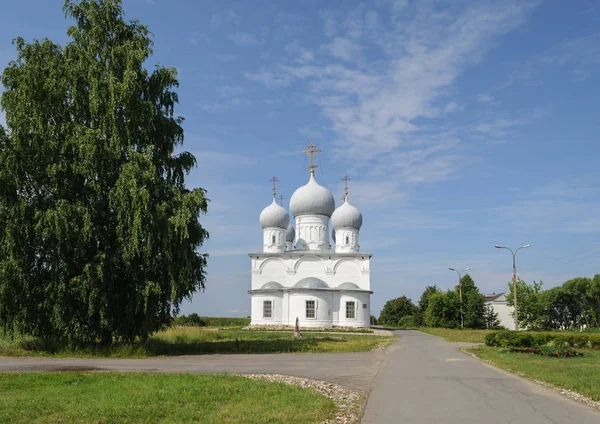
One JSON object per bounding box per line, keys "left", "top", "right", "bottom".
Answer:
{"left": 458, "top": 274, "right": 486, "bottom": 329}
{"left": 483, "top": 304, "right": 501, "bottom": 329}
{"left": 425, "top": 290, "right": 460, "bottom": 328}
{"left": 506, "top": 276, "right": 600, "bottom": 330}
{"left": 485, "top": 330, "right": 600, "bottom": 350}
{"left": 172, "top": 313, "right": 207, "bottom": 327}
{"left": 378, "top": 296, "right": 417, "bottom": 326}
{"left": 414, "top": 285, "right": 438, "bottom": 326}
{"left": 0, "top": 0, "right": 208, "bottom": 344}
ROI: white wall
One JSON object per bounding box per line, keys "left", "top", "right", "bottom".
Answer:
{"left": 250, "top": 292, "right": 284, "bottom": 326}
{"left": 251, "top": 254, "right": 371, "bottom": 291}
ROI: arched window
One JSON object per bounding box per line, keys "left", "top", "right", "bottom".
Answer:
{"left": 272, "top": 235, "right": 276, "bottom": 244}
{"left": 345, "top": 236, "right": 349, "bottom": 245}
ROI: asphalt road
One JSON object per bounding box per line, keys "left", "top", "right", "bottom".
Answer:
{"left": 362, "top": 330, "right": 599, "bottom": 423}
{"left": 1, "top": 330, "right": 598, "bottom": 423}
{"left": 0, "top": 350, "right": 384, "bottom": 392}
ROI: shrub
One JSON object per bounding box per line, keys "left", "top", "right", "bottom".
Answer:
{"left": 397, "top": 315, "right": 416, "bottom": 328}
{"left": 509, "top": 346, "right": 584, "bottom": 357}
{"left": 172, "top": 313, "right": 207, "bottom": 327}
{"left": 485, "top": 330, "right": 600, "bottom": 350}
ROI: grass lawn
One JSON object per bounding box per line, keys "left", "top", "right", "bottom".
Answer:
{"left": 0, "top": 372, "right": 336, "bottom": 424}
{"left": 0, "top": 327, "right": 397, "bottom": 358}
{"left": 466, "top": 346, "right": 600, "bottom": 401}
{"left": 417, "top": 327, "right": 492, "bottom": 343}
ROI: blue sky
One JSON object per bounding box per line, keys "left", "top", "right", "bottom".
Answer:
{"left": 1, "top": 0, "right": 599, "bottom": 317}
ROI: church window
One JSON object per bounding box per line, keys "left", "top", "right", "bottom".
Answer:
{"left": 345, "top": 236, "right": 349, "bottom": 245}
{"left": 272, "top": 235, "right": 276, "bottom": 244}
{"left": 346, "top": 301, "right": 356, "bottom": 319}
{"left": 306, "top": 300, "right": 316, "bottom": 319}
{"left": 263, "top": 300, "right": 272, "bottom": 318}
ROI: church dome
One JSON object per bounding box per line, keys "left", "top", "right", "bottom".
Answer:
{"left": 293, "top": 277, "right": 330, "bottom": 289}
{"left": 261, "top": 281, "right": 283, "bottom": 290}
{"left": 337, "top": 282, "right": 361, "bottom": 290}
{"left": 259, "top": 198, "right": 290, "bottom": 229}
{"left": 290, "top": 174, "right": 335, "bottom": 217}
{"left": 286, "top": 222, "right": 295, "bottom": 242}
{"left": 331, "top": 198, "right": 363, "bottom": 230}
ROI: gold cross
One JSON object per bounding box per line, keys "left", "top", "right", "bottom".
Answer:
{"left": 278, "top": 194, "right": 285, "bottom": 206}
{"left": 269, "top": 176, "right": 279, "bottom": 198}
{"left": 302, "top": 142, "right": 322, "bottom": 175}
{"left": 342, "top": 175, "right": 351, "bottom": 200}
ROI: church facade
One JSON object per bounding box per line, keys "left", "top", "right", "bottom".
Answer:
{"left": 248, "top": 143, "right": 372, "bottom": 328}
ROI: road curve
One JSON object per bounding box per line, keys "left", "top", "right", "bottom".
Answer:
{"left": 362, "top": 330, "right": 599, "bottom": 424}
{"left": 0, "top": 350, "right": 384, "bottom": 392}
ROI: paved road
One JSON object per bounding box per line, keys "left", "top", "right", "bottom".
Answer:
{"left": 1, "top": 331, "right": 598, "bottom": 423}
{"left": 0, "top": 350, "right": 384, "bottom": 392}
{"left": 362, "top": 330, "right": 599, "bottom": 424}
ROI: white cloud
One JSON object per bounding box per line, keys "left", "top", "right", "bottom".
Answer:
{"left": 243, "top": 69, "right": 292, "bottom": 88}
{"left": 227, "top": 31, "right": 260, "bottom": 46}
{"left": 323, "top": 37, "right": 362, "bottom": 61}
{"left": 476, "top": 93, "right": 494, "bottom": 102}
{"left": 210, "top": 9, "right": 241, "bottom": 30}
{"left": 248, "top": 1, "right": 539, "bottom": 191}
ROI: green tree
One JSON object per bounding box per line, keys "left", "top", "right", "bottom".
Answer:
{"left": 414, "top": 285, "right": 438, "bottom": 326}
{"left": 457, "top": 274, "right": 486, "bottom": 329}
{"left": 425, "top": 290, "right": 460, "bottom": 328}
{"left": 506, "top": 279, "right": 546, "bottom": 330}
{"left": 483, "top": 304, "right": 500, "bottom": 328}
{"left": 379, "top": 296, "right": 417, "bottom": 326}
{"left": 0, "top": 0, "right": 208, "bottom": 344}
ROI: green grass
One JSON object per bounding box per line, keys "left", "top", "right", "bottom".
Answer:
{"left": 466, "top": 346, "right": 600, "bottom": 401}
{"left": 417, "top": 327, "right": 492, "bottom": 343}
{"left": 0, "top": 372, "right": 335, "bottom": 423}
{"left": 0, "top": 327, "right": 397, "bottom": 358}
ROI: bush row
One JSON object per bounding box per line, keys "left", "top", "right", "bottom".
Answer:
{"left": 171, "top": 314, "right": 251, "bottom": 328}
{"left": 485, "top": 330, "right": 600, "bottom": 349}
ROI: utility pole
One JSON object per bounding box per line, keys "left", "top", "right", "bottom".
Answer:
{"left": 495, "top": 244, "right": 531, "bottom": 331}
{"left": 449, "top": 267, "right": 470, "bottom": 329}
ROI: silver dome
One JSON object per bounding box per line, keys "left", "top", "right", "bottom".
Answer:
{"left": 261, "top": 281, "right": 284, "bottom": 290}
{"left": 290, "top": 174, "right": 335, "bottom": 217}
{"left": 286, "top": 222, "right": 295, "bottom": 242}
{"left": 337, "top": 282, "right": 361, "bottom": 290}
{"left": 331, "top": 199, "right": 362, "bottom": 230}
{"left": 293, "top": 277, "right": 330, "bottom": 289}
{"left": 259, "top": 198, "right": 290, "bottom": 230}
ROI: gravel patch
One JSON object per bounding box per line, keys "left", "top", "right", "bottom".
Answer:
{"left": 239, "top": 373, "right": 364, "bottom": 424}
{"left": 532, "top": 379, "right": 600, "bottom": 412}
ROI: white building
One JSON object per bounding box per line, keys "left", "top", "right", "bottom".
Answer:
{"left": 484, "top": 293, "right": 515, "bottom": 329}
{"left": 248, "top": 143, "right": 372, "bottom": 328}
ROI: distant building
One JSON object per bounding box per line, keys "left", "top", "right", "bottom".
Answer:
{"left": 484, "top": 293, "right": 515, "bottom": 330}
{"left": 248, "top": 143, "right": 372, "bottom": 328}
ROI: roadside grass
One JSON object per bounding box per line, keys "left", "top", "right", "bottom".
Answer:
{"left": 0, "top": 327, "right": 397, "bottom": 358}
{"left": 0, "top": 372, "right": 336, "bottom": 424}
{"left": 466, "top": 346, "right": 600, "bottom": 401}
{"left": 417, "top": 328, "right": 492, "bottom": 343}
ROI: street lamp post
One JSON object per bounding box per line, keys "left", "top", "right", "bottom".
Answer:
{"left": 494, "top": 244, "right": 531, "bottom": 331}
{"left": 449, "top": 267, "right": 470, "bottom": 329}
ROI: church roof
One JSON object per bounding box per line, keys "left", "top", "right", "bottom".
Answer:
{"left": 331, "top": 198, "right": 363, "bottom": 230}
{"left": 259, "top": 198, "right": 290, "bottom": 230}
{"left": 337, "top": 282, "right": 361, "bottom": 290}
{"left": 293, "top": 277, "right": 330, "bottom": 289}
{"left": 290, "top": 174, "right": 335, "bottom": 218}
{"left": 261, "top": 281, "right": 284, "bottom": 290}
{"left": 286, "top": 222, "right": 295, "bottom": 242}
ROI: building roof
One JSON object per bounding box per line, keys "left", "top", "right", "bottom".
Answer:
{"left": 290, "top": 174, "right": 335, "bottom": 217}
{"left": 484, "top": 293, "right": 505, "bottom": 302}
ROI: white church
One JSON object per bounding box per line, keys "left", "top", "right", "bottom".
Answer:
{"left": 248, "top": 143, "right": 372, "bottom": 328}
